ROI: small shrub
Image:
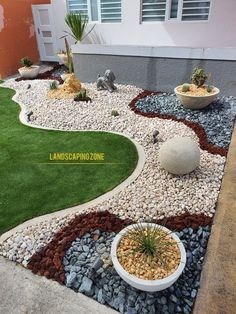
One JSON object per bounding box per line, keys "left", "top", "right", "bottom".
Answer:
{"left": 191, "top": 68, "right": 208, "bottom": 87}
{"left": 20, "top": 57, "right": 33, "bottom": 67}
{"left": 111, "top": 108, "right": 119, "bottom": 116}
{"left": 182, "top": 83, "right": 190, "bottom": 92}
{"left": 49, "top": 81, "right": 58, "bottom": 90}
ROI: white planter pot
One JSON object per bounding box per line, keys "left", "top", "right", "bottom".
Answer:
{"left": 174, "top": 86, "right": 220, "bottom": 109}
{"left": 18, "top": 65, "right": 40, "bottom": 79}
{"left": 111, "top": 223, "right": 186, "bottom": 292}
{"left": 57, "top": 53, "right": 68, "bottom": 66}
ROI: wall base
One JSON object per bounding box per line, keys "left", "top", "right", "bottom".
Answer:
{"left": 73, "top": 53, "right": 236, "bottom": 96}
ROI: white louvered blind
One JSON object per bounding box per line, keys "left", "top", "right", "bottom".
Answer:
{"left": 182, "top": 0, "right": 211, "bottom": 21}
{"left": 67, "top": 0, "right": 121, "bottom": 23}
{"left": 142, "top": 0, "right": 167, "bottom": 22}
{"left": 67, "top": 0, "right": 88, "bottom": 16}
{"left": 141, "top": 0, "right": 211, "bottom": 22}
{"left": 100, "top": 0, "right": 122, "bottom": 23}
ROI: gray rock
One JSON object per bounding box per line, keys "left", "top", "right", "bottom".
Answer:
{"left": 66, "top": 272, "right": 77, "bottom": 287}
{"left": 79, "top": 277, "right": 94, "bottom": 296}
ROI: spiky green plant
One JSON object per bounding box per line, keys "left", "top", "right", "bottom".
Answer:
{"left": 128, "top": 224, "right": 176, "bottom": 266}
{"left": 64, "top": 12, "right": 95, "bottom": 43}
{"left": 49, "top": 81, "right": 58, "bottom": 90}
{"left": 20, "top": 57, "right": 33, "bottom": 67}
{"left": 191, "top": 68, "right": 208, "bottom": 88}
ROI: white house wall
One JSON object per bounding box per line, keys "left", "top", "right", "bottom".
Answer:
{"left": 51, "top": 0, "right": 236, "bottom": 49}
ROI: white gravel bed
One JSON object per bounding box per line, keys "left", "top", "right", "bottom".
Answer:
{"left": 0, "top": 79, "right": 226, "bottom": 263}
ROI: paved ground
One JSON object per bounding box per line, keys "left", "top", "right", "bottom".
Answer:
{"left": 0, "top": 256, "right": 117, "bottom": 314}
{"left": 194, "top": 124, "right": 236, "bottom": 314}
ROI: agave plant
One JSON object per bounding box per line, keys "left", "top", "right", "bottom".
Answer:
{"left": 64, "top": 12, "right": 95, "bottom": 43}
{"left": 127, "top": 224, "right": 177, "bottom": 267}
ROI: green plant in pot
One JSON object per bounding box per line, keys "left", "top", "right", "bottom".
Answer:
{"left": 58, "top": 12, "right": 95, "bottom": 78}
{"left": 18, "top": 57, "right": 40, "bottom": 79}
{"left": 174, "top": 67, "right": 220, "bottom": 109}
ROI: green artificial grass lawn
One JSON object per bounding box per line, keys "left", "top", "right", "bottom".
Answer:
{"left": 0, "top": 86, "right": 138, "bottom": 234}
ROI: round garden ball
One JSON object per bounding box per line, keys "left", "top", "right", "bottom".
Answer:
{"left": 159, "top": 137, "right": 200, "bottom": 175}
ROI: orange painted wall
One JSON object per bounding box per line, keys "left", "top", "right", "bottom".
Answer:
{"left": 0, "top": 0, "right": 50, "bottom": 78}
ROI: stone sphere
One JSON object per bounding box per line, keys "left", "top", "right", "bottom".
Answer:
{"left": 159, "top": 137, "right": 200, "bottom": 175}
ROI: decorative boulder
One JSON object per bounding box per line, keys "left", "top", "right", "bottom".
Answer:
{"left": 159, "top": 137, "right": 200, "bottom": 175}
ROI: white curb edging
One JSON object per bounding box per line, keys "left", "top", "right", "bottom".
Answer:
{"left": 0, "top": 84, "right": 146, "bottom": 243}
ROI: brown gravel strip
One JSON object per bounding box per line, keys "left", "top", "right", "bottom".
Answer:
{"left": 27, "top": 211, "right": 212, "bottom": 285}
{"left": 129, "top": 90, "right": 227, "bottom": 157}
{"left": 15, "top": 63, "right": 64, "bottom": 84}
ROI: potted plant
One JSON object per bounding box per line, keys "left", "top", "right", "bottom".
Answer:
{"left": 58, "top": 12, "right": 95, "bottom": 78}
{"left": 174, "top": 68, "right": 220, "bottom": 109}
{"left": 111, "top": 223, "right": 186, "bottom": 292}
{"left": 18, "top": 57, "right": 40, "bottom": 79}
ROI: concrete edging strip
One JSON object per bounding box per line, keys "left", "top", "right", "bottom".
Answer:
{"left": 0, "top": 85, "right": 146, "bottom": 243}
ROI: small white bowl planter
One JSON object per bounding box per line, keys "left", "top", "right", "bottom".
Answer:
{"left": 111, "top": 223, "right": 186, "bottom": 292}
{"left": 18, "top": 65, "right": 40, "bottom": 79}
{"left": 174, "top": 86, "right": 220, "bottom": 109}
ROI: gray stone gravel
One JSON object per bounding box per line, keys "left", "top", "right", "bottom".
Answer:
{"left": 63, "top": 226, "right": 211, "bottom": 314}
{"left": 135, "top": 93, "right": 236, "bottom": 149}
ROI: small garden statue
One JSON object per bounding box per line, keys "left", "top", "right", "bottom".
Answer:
{"left": 26, "top": 110, "right": 33, "bottom": 122}
{"left": 153, "top": 130, "right": 159, "bottom": 144}
{"left": 97, "top": 69, "right": 117, "bottom": 93}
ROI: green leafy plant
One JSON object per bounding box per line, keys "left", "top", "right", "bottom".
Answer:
{"left": 191, "top": 68, "right": 208, "bottom": 88}
{"left": 64, "top": 12, "right": 95, "bottom": 43}
{"left": 111, "top": 108, "right": 119, "bottom": 116}
{"left": 49, "top": 81, "right": 58, "bottom": 90}
{"left": 182, "top": 83, "right": 190, "bottom": 92}
{"left": 128, "top": 224, "right": 176, "bottom": 266}
{"left": 20, "top": 57, "right": 33, "bottom": 68}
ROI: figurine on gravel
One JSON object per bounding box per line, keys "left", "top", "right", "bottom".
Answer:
{"left": 96, "top": 69, "right": 117, "bottom": 93}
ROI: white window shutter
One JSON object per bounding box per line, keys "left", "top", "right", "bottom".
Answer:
{"left": 142, "top": 0, "right": 167, "bottom": 22}
{"left": 100, "top": 0, "right": 122, "bottom": 23}
{"left": 181, "top": 0, "right": 211, "bottom": 21}
{"left": 68, "top": 0, "right": 88, "bottom": 16}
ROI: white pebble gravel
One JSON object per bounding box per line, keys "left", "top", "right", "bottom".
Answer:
{"left": 0, "top": 79, "right": 226, "bottom": 263}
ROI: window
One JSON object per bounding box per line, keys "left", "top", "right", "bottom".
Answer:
{"left": 141, "top": 0, "right": 211, "bottom": 22}
{"left": 67, "top": 0, "right": 122, "bottom": 23}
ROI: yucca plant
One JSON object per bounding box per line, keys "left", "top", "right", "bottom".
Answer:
{"left": 127, "top": 224, "right": 176, "bottom": 267}
{"left": 64, "top": 12, "right": 95, "bottom": 43}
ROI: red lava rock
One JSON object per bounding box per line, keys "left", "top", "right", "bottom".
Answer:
{"left": 129, "top": 90, "right": 227, "bottom": 157}
{"left": 27, "top": 211, "right": 212, "bottom": 285}
{"left": 15, "top": 63, "right": 64, "bottom": 84}
{"left": 156, "top": 213, "right": 212, "bottom": 231}
{"left": 53, "top": 255, "right": 62, "bottom": 270}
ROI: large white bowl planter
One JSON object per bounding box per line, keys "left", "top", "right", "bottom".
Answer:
{"left": 111, "top": 223, "right": 186, "bottom": 292}
{"left": 18, "top": 65, "right": 40, "bottom": 79}
{"left": 174, "top": 86, "right": 220, "bottom": 109}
